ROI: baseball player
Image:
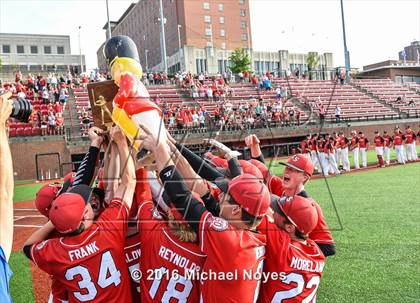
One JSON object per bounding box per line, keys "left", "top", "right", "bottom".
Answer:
{"left": 358, "top": 132, "right": 369, "bottom": 168}
{"left": 141, "top": 125, "right": 270, "bottom": 303}
{"left": 373, "top": 131, "right": 385, "bottom": 167}
{"left": 338, "top": 132, "right": 350, "bottom": 172}
{"left": 318, "top": 134, "right": 330, "bottom": 176}
{"left": 298, "top": 135, "right": 311, "bottom": 158}
{"left": 349, "top": 131, "right": 360, "bottom": 169}
{"left": 393, "top": 128, "right": 405, "bottom": 164}
{"left": 404, "top": 126, "right": 417, "bottom": 161}
{"left": 136, "top": 168, "right": 206, "bottom": 303}
{"left": 326, "top": 136, "right": 341, "bottom": 175}
{"left": 383, "top": 130, "right": 392, "bottom": 165}
{"left": 23, "top": 127, "right": 136, "bottom": 303}
{"left": 309, "top": 133, "right": 321, "bottom": 173}
{"left": 258, "top": 195, "right": 325, "bottom": 303}
{"left": 333, "top": 132, "right": 342, "bottom": 168}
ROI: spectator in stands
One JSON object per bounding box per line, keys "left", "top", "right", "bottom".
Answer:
{"left": 51, "top": 74, "right": 58, "bottom": 89}
{"left": 275, "top": 86, "right": 282, "bottom": 100}
{"left": 59, "top": 85, "right": 68, "bottom": 107}
{"left": 335, "top": 105, "right": 342, "bottom": 123}
{"left": 408, "top": 98, "right": 415, "bottom": 107}
{"left": 42, "top": 88, "right": 49, "bottom": 104}
{"left": 81, "top": 112, "right": 91, "bottom": 136}
{"left": 56, "top": 112, "right": 64, "bottom": 135}
{"left": 319, "top": 103, "right": 326, "bottom": 123}
{"left": 48, "top": 112, "right": 56, "bottom": 135}
{"left": 288, "top": 107, "right": 295, "bottom": 124}
{"left": 296, "top": 109, "right": 301, "bottom": 125}
{"left": 41, "top": 116, "right": 48, "bottom": 136}
{"left": 395, "top": 96, "right": 403, "bottom": 104}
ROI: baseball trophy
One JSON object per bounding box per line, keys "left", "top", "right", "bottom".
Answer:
{"left": 100, "top": 35, "right": 167, "bottom": 151}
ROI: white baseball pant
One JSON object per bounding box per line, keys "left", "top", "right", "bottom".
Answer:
{"left": 360, "top": 148, "right": 367, "bottom": 167}
{"left": 395, "top": 145, "right": 405, "bottom": 164}
{"left": 328, "top": 153, "right": 341, "bottom": 174}
{"left": 340, "top": 147, "right": 350, "bottom": 171}
{"left": 352, "top": 147, "right": 360, "bottom": 169}
{"left": 310, "top": 150, "right": 321, "bottom": 172}
{"left": 411, "top": 142, "right": 418, "bottom": 160}
{"left": 319, "top": 152, "right": 330, "bottom": 176}
{"left": 384, "top": 146, "right": 391, "bottom": 164}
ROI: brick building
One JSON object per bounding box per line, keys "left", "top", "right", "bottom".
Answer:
{"left": 96, "top": 0, "right": 333, "bottom": 76}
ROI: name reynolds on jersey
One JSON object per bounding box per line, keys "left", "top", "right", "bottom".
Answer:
{"left": 158, "top": 245, "right": 201, "bottom": 272}
{"left": 68, "top": 242, "right": 99, "bottom": 261}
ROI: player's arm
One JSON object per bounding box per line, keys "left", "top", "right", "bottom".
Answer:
{"left": 245, "top": 134, "right": 265, "bottom": 163}
{"left": 167, "top": 140, "right": 210, "bottom": 196}
{"left": 139, "top": 125, "right": 206, "bottom": 232}
{"left": 71, "top": 126, "right": 104, "bottom": 187}
{"left": 317, "top": 243, "right": 336, "bottom": 257}
{"left": 174, "top": 142, "right": 224, "bottom": 181}
{"left": 0, "top": 92, "right": 14, "bottom": 261}
{"left": 23, "top": 221, "right": 55, "bottom": 260}
{"left": 110, "top": 126, "right": 136, "bottom": 208}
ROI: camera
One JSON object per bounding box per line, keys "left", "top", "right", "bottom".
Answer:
{"left": 11, "top": 98, "right": 33, "bottom": 123}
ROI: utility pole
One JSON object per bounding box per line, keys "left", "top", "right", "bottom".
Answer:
{"left": 340, "top": 0, "right": 351, "bottom": 83}
{"left": 177, "top": 24, "right": 183, "bottom": 71}
{"left": 145, "top": 49, "right": 149, "bottom": 72}
{"left": 159, "top": 0, "right": 168, "bottom": 73}
{"left": 106, "top": 0, "right": 112, "bottom": 40}
{"left": 78, "top": 26, "right": 83, "bottom": 74}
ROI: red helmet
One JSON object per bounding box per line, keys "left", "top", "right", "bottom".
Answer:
{"left": 248, "top": 159, "right": 270, "bottom": 182}
{"left": 34, "top": 183, "right": 62, "bottom": 218}
{"left": 239, "top": 160, "right": 263, "bottom": 180}
{"left": 271, "top": 195, "right": 318, "bottom": 235}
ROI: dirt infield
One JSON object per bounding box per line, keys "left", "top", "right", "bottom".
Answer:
{"left": 13, "top": 201, "right": 50, "bottom": 303}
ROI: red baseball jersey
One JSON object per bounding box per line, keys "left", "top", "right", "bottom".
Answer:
{"left": 308, "top": 202, "right": 335, "bottom": 245}
{"left": 404, "top": 131, "right": 414, "bottom": 144}
{"left": 339, "top": 136, "right": 349, "bottom": 148}
{"left": 49, "top": 279, "right": 68, "bottom": 303}
{"left": 257, "top": 217, "right": 325, "bottom": 303}
{"left": 359, "top": 137, "right": 368, "bottom": 148}
{"left": 30, "top": 198, "right": 132, "bottom": 303}
{"left": 137, "top": 201, "right": 206, "bottom": 303}
{"left": 199, "top": 211, "right": 266, "bottom": 303}
{"left": 393, "top": 134, "right": 404, "bottom": 145}
{"left": 374, "top": 136, "right": 384, "bottom": 147}
{"left": 350, "top": 136, "right": 359, "bottom": 149}
{"left": 124, "top": 233, "right": 141, "bottom": 302}
{"left": 310, "top": 138, "right": 318, "bottom": 151}
{"left": 383, "top": 135, "right": 392, "bottom": 147}
{"left": 300, "top": 140, "right": 309, "bottom": 153}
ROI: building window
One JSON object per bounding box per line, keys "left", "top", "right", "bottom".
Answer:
{"left": 241, "top": 33, "right": 248, "bottom": 41}
{"left": 218, "top": 3, "right": 224, "bottom": 11}
{"left": 240, "top": 9, "right": 246, "bottom": 16}
{"left": 221, "top": 42, "right": 226, "bottom": 49}
{"left": 2, "top": 45, "right": 10, "bottom": 53}
{"left": 30, "top": 45, "right": 38, "bottom": 54}
{"left": 220, "top": 29, "right": 225, "bottom": 37}
{"left": 44, "top": 46, "right": 51, "bottom": 54}
{"left": 220, "top": 16, "right": 225, "bottom": 24}
{"left": 239, "top": 0, "right": 245, "bottom": 4}
{"left": 204, "top": 15, "right": 211, "bottom": 23}
{"left": 203, "top": 2, "right": 210, "bottom": 9}
{"left": 241, "top": 20, "right": 247, "bottom": 28}
{"left": 17, "top": 45, "right": 24, "bottom": 53}
{"left": 206, "top": 41, "right": 213, "bottom": 47}
{"left": 57, "top": 46, "right": 64, "bottom": 54}
{"left": 205, "top": 28, "right": 212, "bottom": 36}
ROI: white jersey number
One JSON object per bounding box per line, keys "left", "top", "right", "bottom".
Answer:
{"left": 271, "top": 273, "right": 320, "bottom": 303}
{"left": 149, "top": 266, "right": 193, "bottom": 303}
{"left": 65, "top": 251, "right": 121, "bottom": 302}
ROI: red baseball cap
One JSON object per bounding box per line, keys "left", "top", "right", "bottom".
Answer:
{"left": 271, "top": 195, "right": 318, "bottom": 235}
{"left": 214, "top": 174, "right": 270, "bottom": 218}
{"left": 34, "top": 183, "right": 62, "bottom": 218}
{"left": 49, "top": 185, "right": 92, "bottom": 234}
{"left": 279, "top": 154, "right": 314, "bottom": 176}
{"left": 249, "top": 159, "right": 270, "bottom": 182}
{"left": 239, "top": 160, "right": 264, "bottom": 180}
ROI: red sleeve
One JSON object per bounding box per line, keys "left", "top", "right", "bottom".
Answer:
{"left": 130, "top": 168, "right": 153, "bottom": 218}
{"left": 137, "top": 200, "right": 160, "bottom": 240}
{"left": 96, "top": 198, "right": 129, "bottom": 245}
{"left": 30, "top": 239, "right": 60, "bottom": 275}
{"left": 268, "top": 176, "right": 283, "bottom": 196}
{"left": 308, "top": 202, "right": 335, "bottom": 244}
{"left": 198, "top": 211, "right": 236, "bottom": 256}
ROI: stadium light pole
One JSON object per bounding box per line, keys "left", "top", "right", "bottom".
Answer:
{"left": 340, "top": 0, "right": 351, "bottom": 82}
{"left": 106, "top": 0, "right": 112, "bottom": 40}
{"left": 78, "top": 26, "right": 83, "bottom": 74}
{"left": 159, "top": 0, "right": 168, "bottom": 73}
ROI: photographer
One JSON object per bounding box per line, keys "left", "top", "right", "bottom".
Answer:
{"left": 0, "top": 92, "right": 14, "bottom": 303}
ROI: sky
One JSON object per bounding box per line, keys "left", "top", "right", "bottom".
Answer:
{"left": 0, "top": 0, "right": 419, "bottom": 71}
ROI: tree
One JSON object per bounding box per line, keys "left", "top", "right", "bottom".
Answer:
{"left": 229, "top": 48, "right": 251, "bottom": 74}
{"left": 306, "top": 52, "right": 319, "bottom": 80}
{"left": 0, "top": 57, "right": 2, "bottom": 73}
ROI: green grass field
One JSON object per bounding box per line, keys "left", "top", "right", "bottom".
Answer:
{"left": 10, "top": 161, "right": 420, "bottom": 302}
